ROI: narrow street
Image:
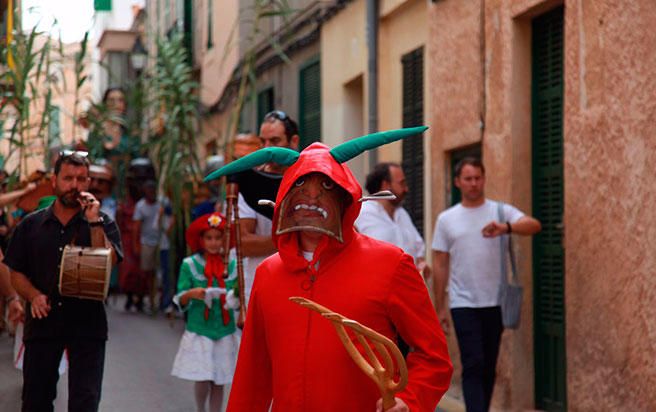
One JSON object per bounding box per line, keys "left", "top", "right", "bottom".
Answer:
{"left": 0, "top": 296, "right": 462, "bottom": 412}
{"left": 0, "top": 298, "right": 201, "bottom": 412}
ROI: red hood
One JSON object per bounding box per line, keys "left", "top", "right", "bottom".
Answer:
{"left": 272, "top": 142, "right": 362, "bottom": 271}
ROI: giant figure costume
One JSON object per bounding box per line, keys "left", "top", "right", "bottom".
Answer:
{"left": 206, "top": 127, "right": 452, "bottom": 412}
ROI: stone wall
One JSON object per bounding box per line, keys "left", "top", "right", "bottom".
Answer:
{"left": 564, "top": 0, "right": 656, "bottom": 410}
{"left": 429, "top": 0, "right": 656, "bottom": 410}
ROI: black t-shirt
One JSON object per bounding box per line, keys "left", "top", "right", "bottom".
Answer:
{"left": 229, "top": 168, "right": 283, "bottom": 220}
{"left": 3, "top": 205, "right": 123, "bottom": 341}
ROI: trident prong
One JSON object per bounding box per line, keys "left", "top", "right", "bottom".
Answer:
{"left": 290, "top": 296, "right": 408, "bottom": 411}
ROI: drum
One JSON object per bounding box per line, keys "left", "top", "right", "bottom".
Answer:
{"left": 58, "top": 245, "right": 112, "bottom": 301}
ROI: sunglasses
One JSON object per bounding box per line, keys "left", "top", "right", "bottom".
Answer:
{"left": 59, "top": 150, "right": 89, "bottom": 158}
{"left": 264, "top": 110, "right": 289, "bottom": 121}
{"left": 263, "top": 110, "right": 298, "bottom": 138}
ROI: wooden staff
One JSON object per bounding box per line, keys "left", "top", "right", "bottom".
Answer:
{"left": 290, "top": 296, "right": 408, "bottom": 411}
{"left": 225, "top": 182, "right": 246, "bottom": 328}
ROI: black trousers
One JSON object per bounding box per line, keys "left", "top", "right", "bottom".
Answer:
{"left": 22, "top": 338, "right": 106, "bottom": 412}
{"left": 451, "top": 306, "right": 503, "bottom": 412}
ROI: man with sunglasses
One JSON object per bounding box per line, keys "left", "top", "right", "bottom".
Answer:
{"left": 4, "top": 152, "right": 123, "bottom": 412}
{"left": 233, "top": 110, "right": 299, "bottom": 307}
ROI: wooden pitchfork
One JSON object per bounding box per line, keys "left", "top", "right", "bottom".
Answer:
{"left": 289, "top": 297, "right": 408, "bottom": 411}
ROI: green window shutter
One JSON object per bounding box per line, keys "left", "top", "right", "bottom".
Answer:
{"left": 257, "top": 87, "right": 274, "bottom": 132}
{"left": 532, "top": 6, "right": 566, "bottom": 411}
{"left": 207, "top": 0, "right": 213, "bottom": 49}
{"left": 299, "top": 59, "right": 321, "bottom": 150}
{"left": 94, "top": 0, "right": 112, "bottom": 11}
{"left": 401, "top": 47, "right": 424, "bottom": 237}
{"left": 184, "top": 0, "right": 193, "bottom": 63}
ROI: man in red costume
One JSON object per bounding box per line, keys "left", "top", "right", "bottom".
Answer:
{"left": 207, "top": 128, "right": 452, "bottom": 412}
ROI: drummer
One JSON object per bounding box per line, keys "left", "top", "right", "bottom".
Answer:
{"left": 3, "top": 151, "right": 123, "bottom": 412}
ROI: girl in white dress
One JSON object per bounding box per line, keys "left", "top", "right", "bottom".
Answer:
{"left": 171, "top": 213, "right": 240, "bottom": 412}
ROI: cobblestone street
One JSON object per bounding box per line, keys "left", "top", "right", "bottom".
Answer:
{"left": 0, "top": 299, "right": 202, "bottom": 412}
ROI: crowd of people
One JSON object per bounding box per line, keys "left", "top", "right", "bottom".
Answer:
{"left": 0, "top": 88, "right": 542, "bottom": 412}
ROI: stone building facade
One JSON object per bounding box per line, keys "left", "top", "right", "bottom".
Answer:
{"left": 428, "top": 0, "right": 656, "bottom": 410}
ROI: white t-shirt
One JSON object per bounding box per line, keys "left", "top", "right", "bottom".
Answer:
{"left": 431, "top": 199, "right": 524, "bottom": 309}
{"left": 133, "top": 199, "right": 160, "bottom": 247}
{"left": 133, "top": 197, "right": 172, "bottom": 249}
{"left": 354, "top": 201, "right": 425, "bottom": 263}
{"left": 238, "top": 192, "right": 273, "bottom": 308}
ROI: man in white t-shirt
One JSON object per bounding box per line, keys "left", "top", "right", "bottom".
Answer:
{"left": 236, "top": 111, "right": 299, "bottom": 307}
{"left": 132, "top": 181, "right": 171, "bottom": 313}
{"left": 432, "top": 157, "right": 541, "bottom": 412}
{"left": 355, "top": 162, "right": 429, "bottom": 278}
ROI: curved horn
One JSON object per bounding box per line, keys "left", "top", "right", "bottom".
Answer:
{"left": 204, "top": 147, "right": 300, "bottom": 182}
{"left": 329, "top": 126, "right": 428, "bottom": 164}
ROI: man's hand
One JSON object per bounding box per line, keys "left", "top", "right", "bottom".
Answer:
{"left": 376, "top": 397, "right": 409, "bottom": 412}
{"left": 79, "top": 191, "right": 101, "bottom": 222}
{"left": 30, "top": 294, "right": 51, "bottom": 319}
{"left": 437, "top": 305, "right": 451, "bottom": 336}
{"left": 417, "top": 259, "right": 431, "bottom": 282}
{"left": 8, "top": 298, "right": 24, "bottom": 324}
{"left": 482, "top": 220, "right": 508, "bottom": 238}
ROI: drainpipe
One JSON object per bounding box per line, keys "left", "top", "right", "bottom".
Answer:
{"left": 366, "top": 0, "right": 379, "bottom": 168}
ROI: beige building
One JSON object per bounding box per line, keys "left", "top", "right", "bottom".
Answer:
{"left": 429, "top": 0, "right": 656, "bottom": 410}
{"left": 140, "top": 0, "right": 655, "bottom": 409}
{"left": 0, "top": 35, "right": 93, "bottom": 175}
{"left": 197, "top": 0, "right": 324, "bottom": 163}
{"left": 321, "top": 0, "right": 430, "bottom": 232}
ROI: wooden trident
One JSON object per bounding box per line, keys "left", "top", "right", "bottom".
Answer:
{"left": 289, "top": 297, "right": 408, "bottom": 411}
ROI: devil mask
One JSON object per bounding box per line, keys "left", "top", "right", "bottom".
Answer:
{"left": 204, "top": 126, "right": 428, "bottom": 249}
{"left": 276, "top": 172, "right": 350, "bottom": 242}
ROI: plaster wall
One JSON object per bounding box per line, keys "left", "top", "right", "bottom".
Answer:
{"left": 564, "top": 0, "right": 656, "bottom": 410}
{"left": 321, "top": 0, "right": 367, "bottom": 182}
{"left": 200, "top": 0, "right": 239, "bottom": 106}
{"left": 246, "top": 44, "right": 320, "bottom": 133}
{"left": 377, "top": 0, "right": 427, "bottom": 164}
{"left": 430, "top": 0, "right": 656, "bottom": 410}
{"left": 428, "top": 0, "right": 549, "bottom": 409}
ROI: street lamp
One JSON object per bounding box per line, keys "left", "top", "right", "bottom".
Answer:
{"left": 130, "top": 35, "right": 147, "bottom": 74}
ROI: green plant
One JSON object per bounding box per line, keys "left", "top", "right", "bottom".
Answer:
{"left": 146, "top": 31, "right": 202, "bottom": 258}
{"left": 0, "top": 24, "right": 62, "bottom": 180}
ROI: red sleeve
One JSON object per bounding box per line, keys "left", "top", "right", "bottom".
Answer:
{"left": 386, "top": 254, "right": 453, "bottom": 412}
{"left": 226, "top": 269, "right": 273, "bottom": 412}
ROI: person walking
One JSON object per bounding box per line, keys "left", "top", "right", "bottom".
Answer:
{"left": 3, "top": 152, "right": 123, "bottom": 412}
{"left": 206, "top": 127, "right": 453, "bottom": 412}
{"left": 132, "top": 180, "right": 163, "bottom": 313}
{"left": 171, "top": 212, "right": 240, "bottom": 412}
{"left": 432, "top": 157, "right": 541, "bottom": 412}
{"left": 233, "top": 110, "right": 299, "bottom": 308}
{"left": 355, "top": 162, "right": 429, "bottom": 279}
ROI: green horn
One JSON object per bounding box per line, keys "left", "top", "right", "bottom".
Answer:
{"left": 204, "top": 147, "right": 300, "bottom": 181}
{"left": 329, "top": 126, "right": 428, "bottom": 163}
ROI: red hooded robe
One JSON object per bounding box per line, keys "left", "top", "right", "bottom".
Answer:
{"left": 227, "top": 143, "right": 452, "bottom": 412}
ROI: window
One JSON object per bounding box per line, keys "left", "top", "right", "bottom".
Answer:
{"left": 299, "top": 58, "right": 321, "bottom": 149}
{"left": 48, "top": 106, "right": 61, "bottom": 145}
{"left": 207, "top": 0, "right": 213, "bottom": 49}
{"left": 256, "top": 87, "right": 274, "bottom": 132}
{"left": 401, "top": 47, "right": 424, "bottom": 236}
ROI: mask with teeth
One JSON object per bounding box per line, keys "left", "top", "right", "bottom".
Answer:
{"left": 276, "top": 172, "right": 350, "bottom": 242}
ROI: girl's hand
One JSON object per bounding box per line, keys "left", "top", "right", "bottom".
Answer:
{"left": 187, "top": 287, "right": 206, "bottom": 300}
{"left": 179, "top": 287, "right": 207, "bottom": 307}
